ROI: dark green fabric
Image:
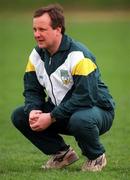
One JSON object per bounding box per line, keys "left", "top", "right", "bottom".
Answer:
{"left": 11, "top": 105, "right": 114, "bottom": 159}
{"left": 23, "top": 72, "right": 46, "bottom": 115}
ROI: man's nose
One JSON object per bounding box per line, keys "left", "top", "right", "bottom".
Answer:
{"left": 34, "top": 30, "right": 41, "bottom": 37}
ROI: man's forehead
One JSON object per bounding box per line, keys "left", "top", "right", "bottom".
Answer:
{"left": 33, "top": 13, "right": 51, "bottom": 22}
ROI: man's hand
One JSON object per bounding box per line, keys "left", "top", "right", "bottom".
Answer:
{"left": 29, "top": 112, "right": 52, "bottom": 132}
{"left": 29, "top": 110, "right": 42, "bottom": 125}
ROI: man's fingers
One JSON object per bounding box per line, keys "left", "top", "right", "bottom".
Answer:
{"left": 29, "top": 118, "right": 36, "bottom": 125}
{"left": 29, "top": 110, "right": 42, "bottom": 120}
{"left": 30, "top": 123, "right": 39, "bottom": 130}
{"left": 35, "top": 110, "right": 42, "bottom": 114}
{"left": 29, "top": 114, "right": 41, "bottom": 122}
{"left": 30, "top": 124, "right": 42, "bottom": 132}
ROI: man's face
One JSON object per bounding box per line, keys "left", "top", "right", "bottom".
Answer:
{"left": 33, "top": 13, "right": 60, "bottom": 49}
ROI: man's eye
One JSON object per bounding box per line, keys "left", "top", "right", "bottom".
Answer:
{"left": 40, "top": 28, "right": 47, "bottom": 32}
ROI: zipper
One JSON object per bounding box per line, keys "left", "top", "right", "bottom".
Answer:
{"left": 49, "top": 57, "right": 52, "bottom": 65}
{"left": 49, "top": 76, "right": 57, "bottom": 106}
{"left": 48, "top": 56, "right": 57, "bottom": 105}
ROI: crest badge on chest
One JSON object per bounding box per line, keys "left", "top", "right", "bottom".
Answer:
{"left": 60, "top": 70, "right": 71, "bottom": 85}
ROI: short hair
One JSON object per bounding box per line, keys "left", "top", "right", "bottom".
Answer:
{"left": 33, "top": 4, "right": 65, "bottom": 34}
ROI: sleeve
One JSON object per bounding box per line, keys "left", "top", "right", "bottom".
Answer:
{"left": 23, "top": 51, "right": 46, "bottom": 115}
{"left": 51, "top": 56, "right": 98, "bottom": 120}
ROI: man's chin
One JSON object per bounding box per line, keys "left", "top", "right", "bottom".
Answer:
{"left": 37, "top": 42, "right": 46, "bottom": 48}
{"left": 38, "top": 44, "right": 44, "bottom": 48}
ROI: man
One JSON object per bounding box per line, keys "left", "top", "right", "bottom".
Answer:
{"left": 11, "top": 4, "right": 115, "bottom": 172}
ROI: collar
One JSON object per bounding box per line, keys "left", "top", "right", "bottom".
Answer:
{"left": 41, "top": 34, "right": 71, "bottom": 56}
{"left": 58, "top": 34, "right": 71, "bottom": 52}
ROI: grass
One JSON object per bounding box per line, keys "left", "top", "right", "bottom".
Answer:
{"left": 0, "top": 11, "right": 130, "bottom": 179}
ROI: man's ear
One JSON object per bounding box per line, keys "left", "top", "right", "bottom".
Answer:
{"left": 56, "top": 26, "right": 62, "bottom": 33}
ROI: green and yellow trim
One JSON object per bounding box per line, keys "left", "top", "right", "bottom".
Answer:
{"left": 25, "top": 60, "right": 35, "bottom": 72}
{"left": 72, "top": 58, "right": 97, "bottom": 76}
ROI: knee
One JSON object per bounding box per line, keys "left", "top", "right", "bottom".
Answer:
{"left": 11, "top": 108, "right": 20, "bottom": 128}
{"left": 11, "top": 109, "right": 18, "bottom": 127}
{"left": 11, "top": 106, "right": 26, "bottom": 129}
{"left": 68, "top": 111, "right": 96, "bottom": 135}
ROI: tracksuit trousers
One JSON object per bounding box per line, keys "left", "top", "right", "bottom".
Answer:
{"left": 11, "top": 104, "right": 114, "bottom": 160}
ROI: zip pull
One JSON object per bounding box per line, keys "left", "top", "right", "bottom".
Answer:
{"left": 49, "top": 57, "right": 52, "bottom": 65}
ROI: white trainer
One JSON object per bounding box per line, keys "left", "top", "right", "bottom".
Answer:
{"left": 42, "top": 147, "right": 79, "bottom": 169}
{"left": 82, "top": 153, "right": 107, "bottom": 172}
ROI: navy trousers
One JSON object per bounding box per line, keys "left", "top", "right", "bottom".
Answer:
{"left": 11, "top": 104, "right": 114, "bottom": 160}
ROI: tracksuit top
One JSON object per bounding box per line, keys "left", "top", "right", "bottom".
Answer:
{"left": 23, "top": 34, "right": 115, "bottom": 120}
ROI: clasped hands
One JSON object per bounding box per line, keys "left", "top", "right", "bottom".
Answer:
{"left": 29, "top": 110, "right": 52, "bottom": 132}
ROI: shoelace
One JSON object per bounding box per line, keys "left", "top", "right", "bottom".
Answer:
{"left": 87, "top": 160, "right": 93, "bottom": 167}
{"left": 94, "top": 156, "right": 103, "bottom": 166}
{"left": 87, "top": 156, "right": 103, "bottom": 167}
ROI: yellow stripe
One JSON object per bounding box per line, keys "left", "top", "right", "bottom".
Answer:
{"left": 72, "top": 58, "right": 97, "bottom": 76}
{"left": 25, "top": 60, "right": 35, "bottom": 72}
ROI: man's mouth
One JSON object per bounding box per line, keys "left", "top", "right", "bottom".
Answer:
{"left": 37, "top": 40, "right": 44, "bottom": 43}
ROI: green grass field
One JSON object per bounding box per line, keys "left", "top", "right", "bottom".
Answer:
{"left": 0, "top": 11, "right": 130, "bottom": 179}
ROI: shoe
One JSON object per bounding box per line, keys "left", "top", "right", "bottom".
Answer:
{"left": 42, "top": 147, "right": 79, "bottom": 169}
{"left": 82, "top": 153, "right": 107, "bottom": 172}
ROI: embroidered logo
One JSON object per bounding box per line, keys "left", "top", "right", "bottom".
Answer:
{"left": 60, "top": 70, "right": 71, "bottom": 85}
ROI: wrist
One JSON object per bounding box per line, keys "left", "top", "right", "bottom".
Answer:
{"left": 50, "top": 113, "right": 56, "bottom": 123}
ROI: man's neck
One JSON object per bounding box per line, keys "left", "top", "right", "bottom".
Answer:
{"left": 48, "top": 34, "right": 62, "bottom": 56}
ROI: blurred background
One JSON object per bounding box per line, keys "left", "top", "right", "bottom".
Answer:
{"left": 0, "top": 0, "right": 130, "bottom": 11}
{"left": 0, "top": 0, "right": 130, "bottom": 179}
